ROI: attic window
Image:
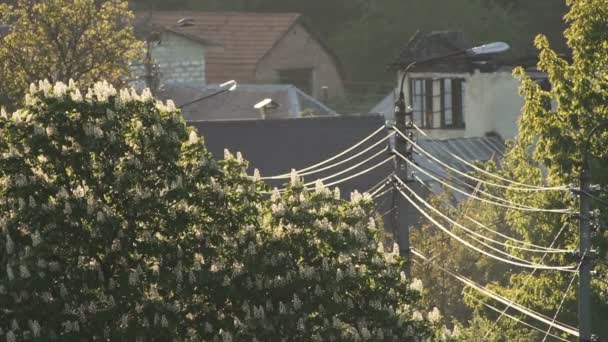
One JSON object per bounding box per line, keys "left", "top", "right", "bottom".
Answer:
{"left": 177, "top": 18, "right": 195, "bottom": 27}
{"left": 278, "top": 68, "right": 313, "bottom": 96}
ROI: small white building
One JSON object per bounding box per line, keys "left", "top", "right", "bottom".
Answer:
{"left": 375, "top": 31, "right": 548, "bottom": 140}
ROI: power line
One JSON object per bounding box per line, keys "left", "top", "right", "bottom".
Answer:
{"left": 483, "top": 221, "right": 572, "bottom": 338}
{"left": 395, "top": 176, "right": 569, "bottom": 254}
{"left": 302, "top": 148, "right": 388, "bottom": 187}
{"left": 396, "top": 126, "right": 570, "bottom": 192}
{"left": 414, "top": 161, "right": 564, "bottom": 213}
{"left": 463, "top": 293, "right": 571, "bottom": 342}
{"left": 262, "top": 125, "right": 386, "bottom": 179}
{"left": 541, "top": 250, "right": 586, "bottom": 342}
{"left": 277, "top": 156, "right": 394, "bottom": 193}
{"left": 412, "top": 173, "right": 570, "bottom": 253}
{"left": 398, "top": 185, "right": 576, "bottom": 271}
{"left": 411, "top": 249, "right": 579, "bottom": 337}
{"left": 394, "top": 150, "right": 574, "bottom": 214}
{"left": 395, "top": 177, "right": 575, "bottom": 271}
{"left": 263, "top": 132, "right": 394, "bottom": 180}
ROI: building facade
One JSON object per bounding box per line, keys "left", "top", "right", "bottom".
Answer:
{"left": 135, "top": 12, "right": 345, "bottom": 102}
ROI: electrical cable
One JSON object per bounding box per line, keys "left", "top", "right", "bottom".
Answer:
{"left": 414, "top": 161, "right": 561, "bottom": 213}
{"left": 541, "top": 250, "right": 586, "bottom": 342}
{"left": 372, "top": 187, "right": 393, "bottom": 200}
{"left": 398, "top": 185, "right": 576, "bottom": 271}
{"left": 463, "top": 293, "right": 571, "bottom": 342}
{"left": 412, "top": 173, "right": 570, "bottom": 253}
{"left": 366, "top": 174, "right": 393, "bottom": 195}
{"left": 394, "top": 176, "right": 569, "bottom": 255}
{"left": 483, "top": 221, "right": 572, "bottom": 338}
{"left": 411, "top": 249, "right": 579, "bottom": 337}
{"left": 397, "top": 126, "right": 570, "bottom": 191}
{"left": 302, "top": 148, "right": 388, "bottom": 187}
{"left": 262, "top": 131, "right": 394, "bottom": 180}
{"left": 282, "top": 156, "right": 394, "bottom": 193}
{"left": 582, "top": 190, "right": 608, "bottom": 208}
{"left": 261, "top": 126, "right": 386, "bottom": 179}
{"left": 394, "top": 150, "right": 574, "bottom": 214}
{"left": 396, "top": 178, "right": 575, "bottom": 271}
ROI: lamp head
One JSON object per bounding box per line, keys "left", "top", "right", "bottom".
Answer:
{"left": 220, "top": 80, "right": 237, "bottom": 91}
{"left": 466, "top": 42, "right": 510, "bottom": 56}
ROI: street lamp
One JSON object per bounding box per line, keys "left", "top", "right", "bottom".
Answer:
{"left": 254, "top": 98, "right": 279, "bottom": 119}
{"left": 578, "top": 121, "right": 608, "bottom": 342}
{"left": 396, "top": 41, "right": 511, "bottom": 118}
{"left": 178, "top": 80, "right": 238, "bottom": 109}
{"left": 390, "top": 41, "right": 510, "bottom": 277}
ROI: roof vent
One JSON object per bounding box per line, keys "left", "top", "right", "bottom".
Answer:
{"left": 177, "top": 18, "right": 195, "bottom": 27}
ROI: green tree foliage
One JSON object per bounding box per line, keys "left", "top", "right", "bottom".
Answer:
{"left": 0, "top": 80, "right": 437, "bottom": 340}
{"left": 410, "top": 0, "right": 608, "bottom": 339}
{"left": 0, "top": 0, "right": 143, "bottom": 106}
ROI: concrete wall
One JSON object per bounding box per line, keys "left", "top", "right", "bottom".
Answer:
{"left": 398, "top": 69, "right": 523, "bottom": 140}
{"left": 153, "top": 32, "right": 206, "bottom": 87}
{"left": 255, "top": 23, "right": 345, "bottom": 101}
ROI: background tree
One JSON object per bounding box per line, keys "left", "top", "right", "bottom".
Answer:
{"left": 0, "top": 80, "right": 439, "bottom": 340}
{"left": 408, "top": 0, "right": 608, "bottom": 339}
{"left": 0, "top": 0, "right": 142, "bottom": 107}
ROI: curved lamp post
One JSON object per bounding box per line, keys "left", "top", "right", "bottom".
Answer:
{"left": 178, "top": 80, "right": 238, "bottom": 109}
{"left": 390, "top": 41, "right": 510, "bottom": 277}
{"left": 396, "top": 41, "right": 510, "bottom": 116}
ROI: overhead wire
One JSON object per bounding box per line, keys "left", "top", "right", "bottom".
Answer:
{"left": 263, "top": 131, "right": 395, "bottom": 180}
{"left": 302, "top": 148, "right": 388, "bottom": 187}
{"left": 412, "top": 173, "right": 571, "bottom": 253}
{"left": 411, "top": 249, "right": 579, "bottom": 337}
{"left": 541, "top": 250, "right": 586, "bottom": 342}
{"left": 410, "top": 124, "right": 571, "bottom": 191}
{"left": 397, "top": 184, "right": 576, "bottom": 271}
{"left": 414, "top": 161, "right": 564, "bottom": 213}
{"left": 396, "top": 126, "right": 570, "bottom": 192}
{"left": 483, "top": 220, "right": 572, "bottom": 338}
{"left": 464, "top": 293, "right": 571, "bottom": 342}
{"left": 275, "top": 156, "right": 395, "bottom": 194}
{"left": 394, "top": 176, "right": 569, "bottom": 255}
{"left": 395, "top": 177, "right": 575, "bottom": 271}
{"left": 261, "top": 125, "right": 386, "bottom": 179}
{"left": 394, "top": 150, "right": 574, "bottom": 214}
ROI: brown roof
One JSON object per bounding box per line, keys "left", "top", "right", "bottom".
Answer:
{"left": 136, "top": 11, "right": 302, "bottom": 83}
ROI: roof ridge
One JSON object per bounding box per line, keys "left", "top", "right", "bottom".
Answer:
{"left": 140, "top": 10, "right": 302, "bottom": 17}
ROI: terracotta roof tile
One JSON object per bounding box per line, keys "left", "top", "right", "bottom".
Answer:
{"left": 136, "top": 11, "right": 301, "bottom": 83}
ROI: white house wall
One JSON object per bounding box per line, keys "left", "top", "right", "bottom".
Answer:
{"left": 397, "top": 69, "right": 523, "bottom": 140}
{"left": 131, "top": 31, "right": 207, "bottom": 89}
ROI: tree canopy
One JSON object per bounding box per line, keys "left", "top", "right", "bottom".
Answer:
{"left": 0, "top": 0, "right": 142, "bottom": 106}
{"left": 0, "top": 80, "right": 443, "bottom": 340}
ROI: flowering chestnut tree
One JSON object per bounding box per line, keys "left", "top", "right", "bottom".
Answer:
{"left": 0, "top": 81, "right": 435, "bottom": 340}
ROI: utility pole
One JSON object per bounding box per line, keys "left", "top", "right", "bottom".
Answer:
{"left": 391, "top": 88, "right": 413, "bottom": 277}
{"left": 578, "top": 122, "right": 608, "bottom": 342}
{"left": 579, "top": 151, "right": 592, "bottom": 342}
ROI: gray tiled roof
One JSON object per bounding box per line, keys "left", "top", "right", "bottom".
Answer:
{"left": 159, "top": 83, "right": 337, "bottom": 121}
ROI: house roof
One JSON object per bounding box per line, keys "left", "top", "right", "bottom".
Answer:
{"left": 136, "top": 11, "right": 303, "bottom": 83}
{"left": 188, "top": 115, "right": 393, "bottom": 197}
{"left": 392, "top": 31, "right": 474, "bottom": 71}
{"left": 157, "top": 83, "right": 337, "bottom": 121}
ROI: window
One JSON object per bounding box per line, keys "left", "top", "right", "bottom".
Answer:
{"left": 409, "top": 78, "right": 465, "bottom": 129}
{"left": 278, "top": 68, "right": 313, "bottom": 95}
